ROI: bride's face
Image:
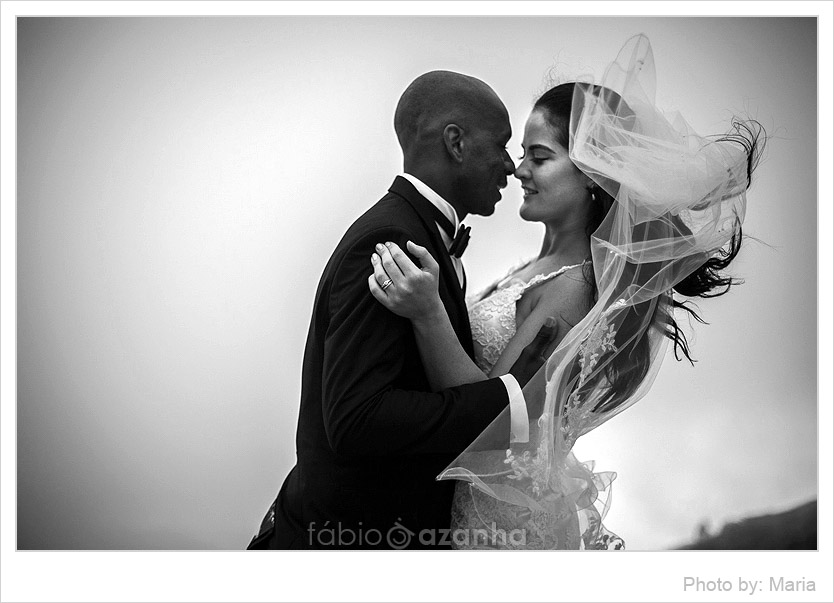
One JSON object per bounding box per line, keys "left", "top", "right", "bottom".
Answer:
{"left": 515, "top": 110, "right": 592, "bottom": 226}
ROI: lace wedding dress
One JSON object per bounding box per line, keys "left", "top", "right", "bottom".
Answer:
{"left": 449, "top": 262, "right": 623, "bottom": 550}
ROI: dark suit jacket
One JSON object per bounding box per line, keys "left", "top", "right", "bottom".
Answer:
{"left": 253, "top": 176, "right": 509, "bottom": 549}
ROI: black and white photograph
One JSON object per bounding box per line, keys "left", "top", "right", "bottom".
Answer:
{"left": 2, "top": 2, "right": 832, "bottom": 602}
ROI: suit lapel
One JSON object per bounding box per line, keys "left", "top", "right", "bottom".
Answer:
{"left": 388, "top": 177, "right": 474, "bottom": 357}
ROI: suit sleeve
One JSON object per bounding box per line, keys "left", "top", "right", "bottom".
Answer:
{"left": 321, "top": 226, "right": 509, "bottom": 456}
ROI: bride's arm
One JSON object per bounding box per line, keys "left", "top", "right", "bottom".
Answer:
{"left": 369, "top": 241, "right": 573, "bottom": 393}
{"left": 411, "top": 311, "right": 489, "bottom": 391}
{"left": 369, "top": 241, "right": 487, "bottom": 391}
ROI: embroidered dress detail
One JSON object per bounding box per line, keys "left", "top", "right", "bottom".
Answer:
{"left": 561, "top": 298, "right": 627, "bottom": 448}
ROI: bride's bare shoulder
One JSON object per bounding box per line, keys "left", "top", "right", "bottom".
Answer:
{"left": 517, "top": 263, "right": 591, "bottom": 323}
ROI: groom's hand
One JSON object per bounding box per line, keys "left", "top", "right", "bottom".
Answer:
{"left": 508, "top": 318, "right": 559, "bottom": 388}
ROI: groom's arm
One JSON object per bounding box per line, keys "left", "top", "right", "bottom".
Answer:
{"left": 321, "top": 227, "right": 510, "bottom": 457}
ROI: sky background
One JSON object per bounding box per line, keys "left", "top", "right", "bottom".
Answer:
{"left": 13, "top": 14, "right": 819, "bottom": 559}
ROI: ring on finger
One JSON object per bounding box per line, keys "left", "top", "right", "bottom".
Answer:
{"left": 381, "top": 278, "right": 393, "bottom": 291}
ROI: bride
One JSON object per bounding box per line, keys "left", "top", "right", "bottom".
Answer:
{"left": 368, "top": 34, "right": 764, "bottom": 549}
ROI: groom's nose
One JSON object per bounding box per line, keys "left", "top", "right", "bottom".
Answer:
{"left": 502, "top": 149, "right": 515, "bottom": 173}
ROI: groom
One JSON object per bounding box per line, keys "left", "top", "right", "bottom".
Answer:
{"left": 249, "top": 71, "right": 527, "bottom": 549}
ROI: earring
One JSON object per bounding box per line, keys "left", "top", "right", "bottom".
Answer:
{"left": 589, "top": 188, "right": 596, "bottom": 203}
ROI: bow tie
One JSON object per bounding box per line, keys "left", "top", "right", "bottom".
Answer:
{"left": 448, "top": 224, "right": 471, "bottom": 258}
{"left": 424, "top": 202, "right": 471, "bottom": 258}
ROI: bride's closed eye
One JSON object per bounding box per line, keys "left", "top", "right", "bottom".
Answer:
{"left": 519, "top": 153, "right": 547, "bottom": 165}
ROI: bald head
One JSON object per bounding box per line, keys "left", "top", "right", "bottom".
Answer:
{"left": 392, "top": 71, "right": 514, "bottom": 218}
{"left": 394, "top": 70, "right": 508, "bottom": 159}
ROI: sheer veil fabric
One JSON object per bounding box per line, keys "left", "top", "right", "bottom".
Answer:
{"left": 438, "top": 35, "right": 762, "bottom": 549}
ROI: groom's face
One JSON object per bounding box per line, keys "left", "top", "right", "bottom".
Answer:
{"left": 457, "top": 113, "right": 515, "bottom": 217}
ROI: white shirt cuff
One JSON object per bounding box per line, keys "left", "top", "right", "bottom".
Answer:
{"left": 498, "top": 374, "right": 529, "bottom": 444}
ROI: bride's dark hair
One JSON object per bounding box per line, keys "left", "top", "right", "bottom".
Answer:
{"left": 534, "top": 83, "right": 764, "bottom": 412}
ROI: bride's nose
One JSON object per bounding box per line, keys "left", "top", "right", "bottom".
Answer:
{"left": 514, "top": 162, "right": 529, "bottom": 180}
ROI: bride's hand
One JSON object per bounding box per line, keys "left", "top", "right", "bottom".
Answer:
{"left": 368, "top": 241, "right": 444, "bottom": 323}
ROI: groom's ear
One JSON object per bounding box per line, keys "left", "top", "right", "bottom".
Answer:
{"left": 442, "top": 124, "right": 465, "bottom": 164}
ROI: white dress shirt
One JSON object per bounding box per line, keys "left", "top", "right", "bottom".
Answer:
{"left": 400, "top": 173, "right": 466, "bottom": 288}
{"left": 400, "top": 173, "right": 529, "bottom": 444}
